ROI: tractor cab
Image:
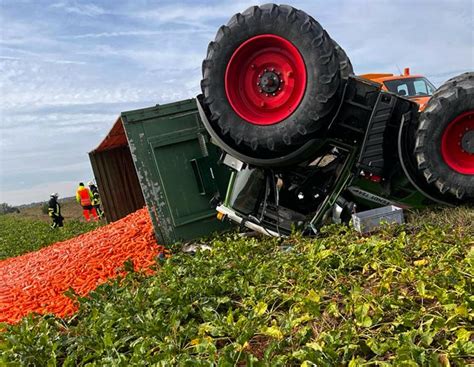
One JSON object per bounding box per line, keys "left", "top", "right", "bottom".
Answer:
{"left": 360, "top": 68, "right": 436, "bottom": 110}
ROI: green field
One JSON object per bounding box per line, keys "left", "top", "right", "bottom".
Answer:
{"left": 1, "top": 207, "right": 473, "bottom": 366}
{"left": 0, "top": 215, "right": 100, "bottom": 260}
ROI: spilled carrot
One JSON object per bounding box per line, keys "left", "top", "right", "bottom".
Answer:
{"left": 0, "top": 208, "right": 169, "bottom": 324}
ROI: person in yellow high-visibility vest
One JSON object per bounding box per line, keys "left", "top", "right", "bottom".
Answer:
{"left": 76, "top": 182, "right": 98, "bottom": 221}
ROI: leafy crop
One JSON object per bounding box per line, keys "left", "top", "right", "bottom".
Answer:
{"left": 0, "top": 215, "right": 99, "bottom": 260}
{"left": 1, "top": 209, "right": 473, "bottom": 366}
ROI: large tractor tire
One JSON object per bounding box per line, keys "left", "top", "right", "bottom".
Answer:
{"left": 333, "top": 39, "right": 354, "bottom": 80}
{"left": 414, "top": 72, "right": 474, "bottom": 201}
{"left": 201, "top": 4, "right": 344, "bottom": 166}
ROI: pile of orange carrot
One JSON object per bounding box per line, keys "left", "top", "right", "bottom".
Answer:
{"left": 0, "top": 208, "right": 167, "bottom": 324}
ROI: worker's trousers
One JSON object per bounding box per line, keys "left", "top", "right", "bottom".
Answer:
{"left": 82, "top": 205, "right": 98, "bottom": 221}
{"left": 51, "top": 216, "right": 64, "bottom": 229}
{"left": 93, "top": 205, "right": 104, "bottom": 219}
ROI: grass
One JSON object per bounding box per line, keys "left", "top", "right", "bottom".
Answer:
{"left": 0, "top": 215, "right": 101, "bottom": 260}
{"left": 406, "top": 205, "right": 474, "bottom": 229}
{"left": 0, "top": 197, "right": 104, "bottom": 260}
{"left": 0, "top": 206, "right": 473, "bottom": 366}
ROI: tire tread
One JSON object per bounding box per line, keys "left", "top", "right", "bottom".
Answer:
{"left": 413, "top": 72, "right": 474, "bottom": 200}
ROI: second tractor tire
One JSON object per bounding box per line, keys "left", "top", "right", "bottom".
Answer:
{"left": 414, "top": 72, "right": 474, "bottom": 201}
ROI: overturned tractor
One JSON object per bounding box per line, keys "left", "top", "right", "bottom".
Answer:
{"left": 196, "top": 4, "right": 473, "bottom": 235}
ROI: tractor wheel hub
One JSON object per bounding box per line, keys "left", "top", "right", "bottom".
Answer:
{"left": 224, "top": 34, "right": 307, "bottom": 125}
{"left": 461, "top": 130, "right": 474, "bottom": 154}
{"left": 259, "top": 71, "right": 281, "bottom": 94}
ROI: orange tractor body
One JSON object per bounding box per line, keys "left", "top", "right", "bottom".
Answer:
{"left": 360, "top": 68, "right": 435, "bottom": 110}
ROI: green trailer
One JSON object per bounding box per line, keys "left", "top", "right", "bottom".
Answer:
{"left": 120, "top": 99, "right": 231, "bottom": 244}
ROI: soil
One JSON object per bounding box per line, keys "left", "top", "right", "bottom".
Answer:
{"left": 17, "top": 197, "right": 85, "bottom": 223}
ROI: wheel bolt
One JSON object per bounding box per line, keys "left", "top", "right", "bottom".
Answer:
{"left": 278, "top": 88, "right": 282, "bottom": 91}
{"left": 265, "top": 93, "right": 269, "bottom": 97}
{"left": 257, "top": 82, "right": 260, "bottom": 86}
{"left": 271, "top": 68, "right": 275, "bottom": 72}
{"left": 259, "top": 89, "right": 263, "bottom": 93}
{"left": 287, "top": 71, "right": 293, "bottom": 77}
{"left": 260, "top": 101, "right": 265, "bottom": 107}
{"left": 251, "top": 64, "right": 256, "bottom": 69}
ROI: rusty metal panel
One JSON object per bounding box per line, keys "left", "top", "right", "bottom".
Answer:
{"left": 89, "top": 145, "right": 145, "bottom": 222}
{"left": 91, "top": 117, "right": 128, "bottom": 153}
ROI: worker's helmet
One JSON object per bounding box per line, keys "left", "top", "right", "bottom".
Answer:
{"left": 51, "top": 193, "right": 58, "bottom": 198}
{"left": 88, "top": 181, "right": 94, "bottom": 186}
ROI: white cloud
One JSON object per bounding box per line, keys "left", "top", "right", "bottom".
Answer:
{"left": 130, "top": 1, "right": 262, "bottom": 23}
{"left": 63, "top": 29, "right": 213, "bottom": 40}
{"left": 0, "top": 180, "right": 83, "bottom": 206}
{"left": 1, "top": 112, "right": 116, "bottom": 129}
{"left": 0, "top": 54, "right": 85, "bottom": 65}
{"left": 0, "top": 19, "right": 61, "bottom": 48}
{"left": 50, "top": 1, "right": 105, "bottom": 17}
{"left": 0, "top": 56, "right": 22, "bottom": 61}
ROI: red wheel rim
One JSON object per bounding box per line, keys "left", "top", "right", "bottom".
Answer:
{"left": 441, "top": 110, "right": 474, "bottom": 174}
{"left": 225, "top": 34, "right": 307, "bottom": 125}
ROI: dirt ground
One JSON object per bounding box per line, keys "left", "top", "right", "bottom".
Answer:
{"left": 18, "top": 197, "right": 85, "bottom": 222}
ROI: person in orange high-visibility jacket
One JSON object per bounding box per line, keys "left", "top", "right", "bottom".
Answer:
{"left": 76, "top": 182, "right": 98, "bottom": 221}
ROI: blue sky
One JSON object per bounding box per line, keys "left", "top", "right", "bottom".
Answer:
{"left": 0, "top": 0, "right": 472, "bottom": 205}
